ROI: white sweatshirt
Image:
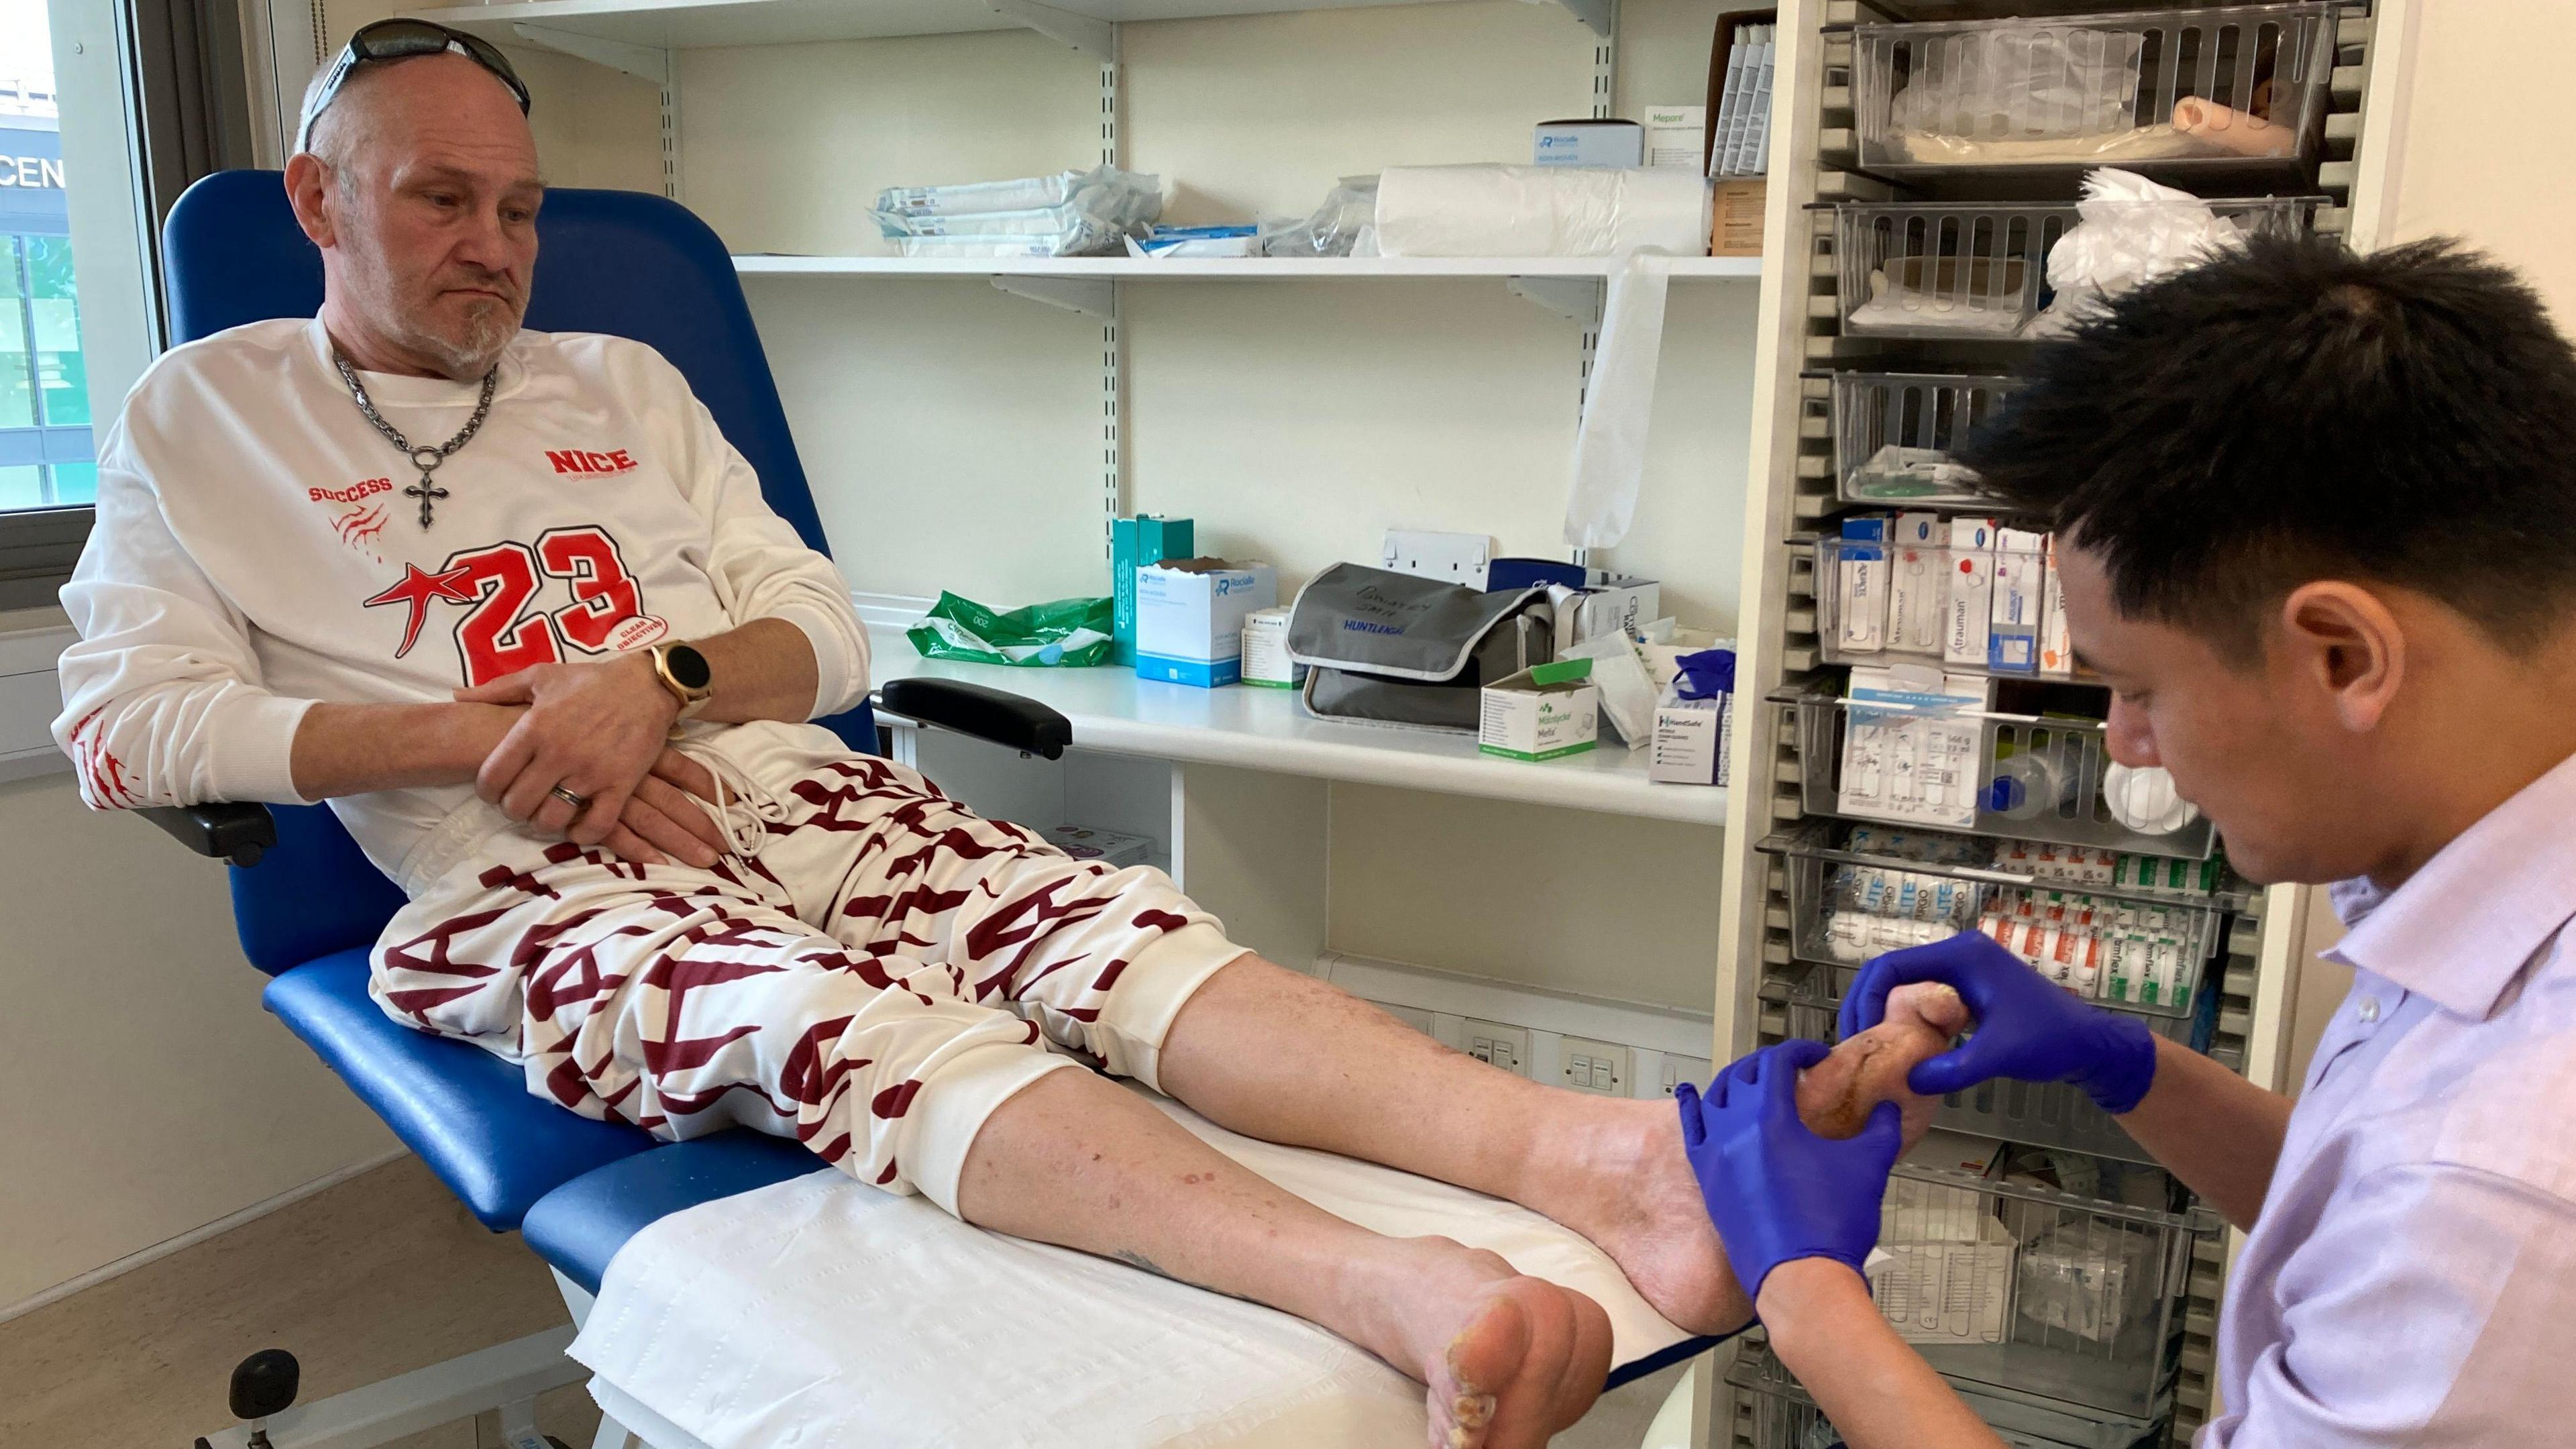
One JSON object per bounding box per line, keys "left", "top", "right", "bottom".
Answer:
{"left": 54, "top": 317, "right": 871, "bottom": 891}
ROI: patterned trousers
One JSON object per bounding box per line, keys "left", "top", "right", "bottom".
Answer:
{"left": 370, "top": 754, "right": 1243, "bottom": 1215}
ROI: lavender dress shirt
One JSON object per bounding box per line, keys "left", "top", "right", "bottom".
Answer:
{"left": 2202, "top": 751, "right": 2576, "bottom": 1446}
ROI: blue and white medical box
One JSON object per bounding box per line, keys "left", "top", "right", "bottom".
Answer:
{"left": 1533, "top": 119, "right": 1645, "bottom": 168}
{"left": 1134, "top": 559, "right": 1278, "bottom": 688}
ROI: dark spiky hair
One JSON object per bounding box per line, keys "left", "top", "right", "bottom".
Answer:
{"left": 1958, "top": 233, "right": 2576, "bottom": 659}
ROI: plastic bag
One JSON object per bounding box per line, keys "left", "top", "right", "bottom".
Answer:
{"left": 907, "top": 592, "right": 1114, "bottom": 667}
{"left": 2028, "top": 168, "right": 2250, "bottom": 337}
{"left": 1126, "top": 225, "right": 1262, "bottom": 258}
{"left": 874, "top": 165, "right": 1163, "bottom": 222}
{"left": 1888, "top": 24, "right": 2144, "bottom": 141}
{"left": 872, "top": 195, "right": 1146, "bottom": 240}
{"left": 1561, "top": 630, "right": 1658, "bottom": 749}
{"left": 1259, "top": 176, "right": 1381, "bottom": 259}
{"left": 871, "top": 166, "right": 1163, "bottom": 258}
{"left": 889, "top": 220, "right": 1128, "bottom": 260}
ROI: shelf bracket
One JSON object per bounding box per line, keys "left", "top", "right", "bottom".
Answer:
{"left": 991, "top": 274, "right": 1116, "bottom": 319}
{"left": 509, "top": 23, "right": 667, "bottom": 83}
{"left": 511, "top": 24, "right": 682, "bottom": 201}
{"left": 985, "top": 0, "right": 1118, "bottom": 58}
{"left": 1551, "top": 0, "right": 1615, "bottom": 40}
{"left": 1505, "top": 275, "right": 1604, "bottom": 322}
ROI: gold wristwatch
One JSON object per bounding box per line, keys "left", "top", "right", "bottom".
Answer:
{"left": 648, "top": 641, "right": 714, "bottom": 727}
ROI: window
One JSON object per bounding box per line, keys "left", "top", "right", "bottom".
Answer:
{"left": 0, "top": 0, "right": 248, "bottom": 609}
{"left": 0, "top": 42, "right": 99, "bottom": 523}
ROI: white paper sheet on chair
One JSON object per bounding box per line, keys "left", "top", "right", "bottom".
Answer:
{"left": 568, "top": 1085, "right": 1697, "bottom": 1449}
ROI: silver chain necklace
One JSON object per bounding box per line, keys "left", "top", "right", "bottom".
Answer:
{"left": 331, "top": 349, "right": 498, "bottom": 530}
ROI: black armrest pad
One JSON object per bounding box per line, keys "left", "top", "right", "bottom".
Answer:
{"left": 877, "top": 678, "right": 1073, "bottom": 761}
{"left": 140, "top": 802, "right": 279, "bottom": 867}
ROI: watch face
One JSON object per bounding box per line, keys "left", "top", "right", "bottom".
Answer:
{"left": 667, "top": 643, "right": 712, "bottom": 692}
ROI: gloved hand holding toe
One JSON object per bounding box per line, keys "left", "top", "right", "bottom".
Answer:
{"left": 1676, "top": 1040, "right": 1904, "bottom": 1300}
{"left": 1839, "top": 931, "right": 2159, "bottom": 1114}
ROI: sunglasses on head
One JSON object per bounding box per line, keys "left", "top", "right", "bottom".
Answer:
{"left": 297, "top": 19, "right": 532, "bottom": 154}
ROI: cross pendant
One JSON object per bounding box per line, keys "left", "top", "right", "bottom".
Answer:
{"left": 405, "top": 474, "right": 449, "bottom": 529}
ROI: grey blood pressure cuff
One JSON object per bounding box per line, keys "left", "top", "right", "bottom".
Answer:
{"left": 1285, "top": 563, "right": 1556, "bottom": 731}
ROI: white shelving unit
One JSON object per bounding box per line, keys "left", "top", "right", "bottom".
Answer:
{"left": 736, "top": 254, "right": 1766, "bottom": 280}
{"left": 418, "top": 0, "right": 1615, "bottom": 54}
{"left": 1715, "top": 4, "right": 2414, "bottom": 1446}
{"left": 870, "top": 624, "right": 1729, "bottom": 824}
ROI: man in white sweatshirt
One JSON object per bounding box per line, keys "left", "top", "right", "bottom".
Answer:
{"left": 51, "top": 32, "right": 1739, "bottom": 1447}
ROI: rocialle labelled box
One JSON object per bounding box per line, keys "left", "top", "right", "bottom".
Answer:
{"left": 1134, "top": 559, "right": 1278, "bottom": 687}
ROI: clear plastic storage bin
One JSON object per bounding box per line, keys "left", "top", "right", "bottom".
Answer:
{"left": 1780, "top": 957, "right": 2188, "bottom": 1164}
{"left": 1729, "top": 1339, "right": 2171, "bottom": 1447}
{"left": 1831, "top": 370, "right": 2023, "bottom": 508}
{"left": 1729, "top": 1123, "right": 2215, "bottom": 1417}
{"left": 1760, "top": 823, "right": 2229, "bottom": 1018}
{"left": 1811, "top": 531, "right": 2061, "bottom": 674}
{"left": 1772, "top": 688, "right": 2221, "bottom": 860}
{"left": 1832, "top": 197, "right": 2319, "bottom": 339}
{"left": 1852, "top": 4, "right": 2340, "bottom": 180}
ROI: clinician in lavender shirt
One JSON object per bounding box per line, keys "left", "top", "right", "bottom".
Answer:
{"left": 1682, "top": 234, "right": 2576, "bottom": 1447}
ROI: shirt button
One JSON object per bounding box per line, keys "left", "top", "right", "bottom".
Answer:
{"left": 2359, "top": 998, "right": 2381, "bottom": 1024}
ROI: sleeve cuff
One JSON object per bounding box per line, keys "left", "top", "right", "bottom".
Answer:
{"left": 209, "top": 692, "right": 320, "bottom": 805}
{"left": 769, "top": 600, "right": 871, "bottom": 718}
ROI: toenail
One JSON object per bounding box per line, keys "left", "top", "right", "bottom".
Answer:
{"left": 1456, "top": 1393, "right": 1495, "bottom": 1426}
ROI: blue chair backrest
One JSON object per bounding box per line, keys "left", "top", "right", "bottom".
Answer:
{"left": 160, "top": 171, "right": 871, "bottom": 973}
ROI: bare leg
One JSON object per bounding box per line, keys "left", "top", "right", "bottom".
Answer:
{"left": 1155, "top": 957, "right": 1974, "bottom": 1335}
{"left": 956, "top": 1067, "right": 1611, "bottom": 1449}
{"left": 1153, "top": 957, "right": 1748, "bottom": 1334}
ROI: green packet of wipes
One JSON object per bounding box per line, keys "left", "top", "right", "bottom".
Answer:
{"left": 908, "top": 591, "right": 1115, "bottom": 667}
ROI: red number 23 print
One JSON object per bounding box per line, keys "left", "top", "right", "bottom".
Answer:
{"left": 449, "top": 526, "right": 658, "bottom": 686}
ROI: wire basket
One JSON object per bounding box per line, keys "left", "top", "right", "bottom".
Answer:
{"left": 1830, "top": 370, "right": 2023, "bottom": 508}
{"left": 1778, "top": 957, "right": 2192, "bottom": 1164}
{"left": 1774, "top": 690, "right": 2220, "bottom": 860}
{"left": 1761, "top": 824, "right": 2228, "bottom": 1018}
{"left": 1727, "top": 1344, "right": 2169, "bottom": 1449}
{"left": 1831, "top": 197, "right": 2320, "bottom": 340}
{"left": 1812, "top": 531, "right": 2066, "bottom": 676}
{"left": 1852, "top": 3, "right": 2340, "bottom": 179}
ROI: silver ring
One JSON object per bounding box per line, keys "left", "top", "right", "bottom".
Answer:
{"left": 548, "top": 784, "right": 589, "bottom": 811}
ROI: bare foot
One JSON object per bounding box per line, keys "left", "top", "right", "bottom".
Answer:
{"left": 1795, "top": 981, "right": 1968, "bottom": 1142}
{"left": 1529, "top": 1099, "right": 1755, "bottom": 1336}
{"left": 1523, "top": 982, "right": 1969, "bottom": 1336}
{"left": 1378, "top": 1241, "right": 1611, "bottom": 1449}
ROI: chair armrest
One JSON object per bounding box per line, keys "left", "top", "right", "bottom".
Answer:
{"left": 876, "top": 678, "right": 1073, "bottom": 761}
{"left": 140, "top": 802, "right": 279, "bottom": 867}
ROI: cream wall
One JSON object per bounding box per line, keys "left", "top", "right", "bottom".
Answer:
{"left": 686, "top": 1, "right": 1751, "bottom": 621}
{"left": 682, "top": 0, "right": 1748, "bottom": 989}
{"left": 2278, "top": 0, "right": 2576, "bottom": 1092}
{"left": 0, "top": 746, "right": 396, "bottom": 1310}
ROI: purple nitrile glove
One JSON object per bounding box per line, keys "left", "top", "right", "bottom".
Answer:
{"left": 1839, "top": 930, "right": 2159, "bottom": 1114}
{"left": 1674, "top": 1039, "right": 1902, "bottom": 1301}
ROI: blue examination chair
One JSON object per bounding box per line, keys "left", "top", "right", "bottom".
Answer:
{"left": 150, "top": 171, "right": 1071, "bottom": 1449}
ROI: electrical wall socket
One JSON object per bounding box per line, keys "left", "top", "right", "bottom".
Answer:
{"left": 1658, "top": 1053, "right": 1715, "bottom": 1097}
{"left": 1381, "top": 529, "right": 1492, "bottom": 588}
{"left": 1558, "top": 1036, "right": 1633, "bottom": 1096}
{"left": 1373, "top": 1000, "right": 1437, "bottom": 1036}
{"left": 1463, "top": 1019, "right": 1529, "bottom": 1075}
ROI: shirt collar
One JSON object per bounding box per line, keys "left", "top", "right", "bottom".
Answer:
{"left": 2324, "top": 750, "right": 2576, "bottom": 1019}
